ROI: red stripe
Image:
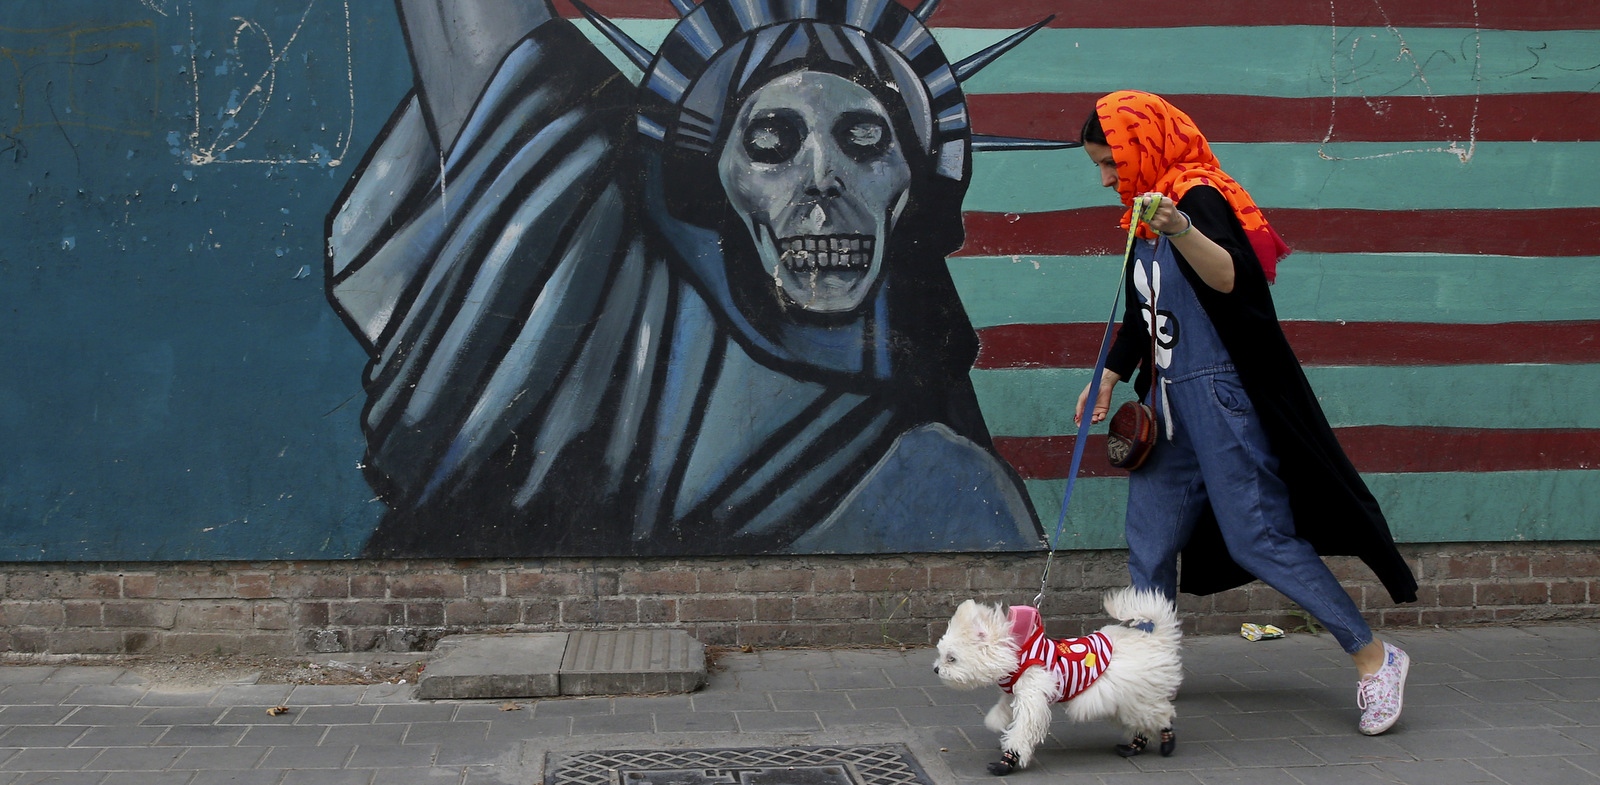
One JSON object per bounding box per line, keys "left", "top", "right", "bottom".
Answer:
{"left": 995, "top": 427, "right": 1600, "bottom": 478}
{"left": 975, "top": 321, "right": 1600, "bottom": 370}
{"left": 971, "top": 93, "right": 1600, "bottom": 144}
{"left": 959, "top": 208, "right": 1600, "bottom": 257}
{"left": 557, "top": 0, "right": 1600, "bottom": 30}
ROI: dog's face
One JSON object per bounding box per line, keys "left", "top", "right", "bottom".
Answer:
{"left": 933, "top": 600, "right": 1020, "bottom": 689}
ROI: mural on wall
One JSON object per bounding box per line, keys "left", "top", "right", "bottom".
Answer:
{"left": 3, "top": 0, "right": 1598, "bottom": 562}
{"left": 326, "top": 0, "right": 1068, "bottom": 557}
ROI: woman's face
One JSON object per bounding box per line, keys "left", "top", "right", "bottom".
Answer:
{"left": 1083, "top": 141, "right": 1118, "bottom": 190}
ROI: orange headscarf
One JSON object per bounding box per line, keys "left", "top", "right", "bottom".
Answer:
{"left": 1095, "top": 90, "right": 1290, "bottom": 282}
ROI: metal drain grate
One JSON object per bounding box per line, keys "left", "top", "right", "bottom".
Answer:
{"left": 545, "top": 745, "right": 933, "bottom": 785}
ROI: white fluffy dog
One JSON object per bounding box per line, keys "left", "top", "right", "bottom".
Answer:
{"left": 933, "top": 587, "right": 1183, "bottom": 774}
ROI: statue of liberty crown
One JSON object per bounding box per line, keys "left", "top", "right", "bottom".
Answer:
{"left": 570, "top": 0, "right": 1075, "bottom": 182}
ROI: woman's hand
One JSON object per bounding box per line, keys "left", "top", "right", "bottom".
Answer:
{"left": 1134, "top": 192, "right": 1235, "bottom": 293}
{"left": 1135, "top": 192, "right": 1187, "bottom": 236}
{"left": 1074, "top": 369, "right": 1123, "bottom": 426}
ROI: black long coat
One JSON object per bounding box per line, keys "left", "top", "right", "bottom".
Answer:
{"left": 1105, "top": 187, "right": 1418, "bottom": 603}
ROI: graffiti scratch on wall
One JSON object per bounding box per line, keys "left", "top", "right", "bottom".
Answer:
{"left": 0, "top": 20, "right": 159, "bottom": 138}
{"left": 1321, "top": 2, "right": 1479, "bottom": 163}
{"left": 181, "top": 0, "right": 354, "bottom": 166}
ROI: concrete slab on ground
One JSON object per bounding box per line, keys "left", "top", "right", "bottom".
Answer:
{"left": 415, "top": 630, "right": 706, "bottom": 700}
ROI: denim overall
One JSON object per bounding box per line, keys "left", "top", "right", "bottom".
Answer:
{"left": 1123, "top": 238, "right": 1372, "bottom": 654}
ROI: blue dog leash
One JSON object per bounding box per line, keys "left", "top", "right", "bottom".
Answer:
{"left": 1032, "top": 195, "right": 1161, "bottom": 610}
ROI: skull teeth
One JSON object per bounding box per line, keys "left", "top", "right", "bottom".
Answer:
{"left": 778, "top": 234, "right": 874, "bottom": 272}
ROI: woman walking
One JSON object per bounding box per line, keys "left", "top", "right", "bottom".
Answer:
{"left": 1074, "top": 90, "right": 1417, "bottom": 736}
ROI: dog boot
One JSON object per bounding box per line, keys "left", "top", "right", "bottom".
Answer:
{"left": 1114, "top": 734, "right": 1148, "bottom": 757}
{"left": 1159, "top": 728, "right": 1176, "bottom": 756}
{"left": 987, "top": 749, "right": 1021, "bottom": 776}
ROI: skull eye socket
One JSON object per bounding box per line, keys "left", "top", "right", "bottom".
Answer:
{"left": 742, "top": 109, "right": 805, "bottom": 165}
{"left": 833, "top": 111, "right": 892, "bottom": 162}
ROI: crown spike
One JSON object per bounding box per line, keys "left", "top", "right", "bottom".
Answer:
{"left": 571, "top": 0, "right": 656, "bottom": 72}
{"left": 971, "top": 134, "right": 1081, "bottom": 152}
{"left": 912, "top": 0, "right": 940, "bottom": 22}
{"left": 952, "top": 16, "right": 1053, "bottom": 82}
{"left": 668, "top": 0, "right": 696, "bottom": 16}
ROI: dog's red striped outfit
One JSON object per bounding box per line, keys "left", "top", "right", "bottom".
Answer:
{"left": 998, "top": 609, "right": 1113, "bottom": 702}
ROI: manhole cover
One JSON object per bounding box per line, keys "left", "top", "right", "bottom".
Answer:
{"left": 545, "top": 745, "right": 933, "bottom": 785}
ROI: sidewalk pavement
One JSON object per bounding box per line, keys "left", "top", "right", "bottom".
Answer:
{"left": 0, "top": 622, "right": 1596, "bottom": 785}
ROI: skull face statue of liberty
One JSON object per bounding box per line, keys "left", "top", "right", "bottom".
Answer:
{"left": 719, "top": 71, "right": 911, "bottom": 313}
{"left": 326, "top": 0, "right": 1070, "bottom": 558}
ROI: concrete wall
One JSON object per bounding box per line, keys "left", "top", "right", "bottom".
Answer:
{"left": 1, "top": 543, "right": 1594, "bottom": 655}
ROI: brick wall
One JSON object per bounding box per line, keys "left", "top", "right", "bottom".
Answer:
{"left": 1, "top": 542, "right": 1594, "bottom": 656}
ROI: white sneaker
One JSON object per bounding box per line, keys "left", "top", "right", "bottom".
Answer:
{"left": 1356, "top": 641, "right": 1409, "bottom": 735}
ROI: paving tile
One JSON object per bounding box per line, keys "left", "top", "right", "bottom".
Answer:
{"left": 347, "top": 744, "right": 439, "bottom": 768}
{"left": 569, "top": 713, "right": 653, "bottom": 735}
{"left": 0, "top": 706, "right": 76, "bottom": 725}
{"left": 431, "top": 739, "right": 523, "bottom": 767}
{"left": 1360, "top": 758, "right": 1508, "bottom": 785}
{"left": 140, "top": 708, "right": 227, "bottom": 726}
{"left": 0, "top": 726, "right": 89, "bottom": 748}
{"left": 0, "top": 746, "right": 105, "bottom": 771}
{"left": 284, "top": 686, "right": 370, "bottom": 706}
{"left": 843, "top": 688, "right": 933, "bottom": 709}
{"left": 136, "top": 691, "right": 219, "bottom": 708}
{"left": 814, "top": 706, "right": 911, "bottom": 730}
{"left": 527, "top": 700, "right": 610, "bottom": 719}
{"left": 687, "top": 692, "right": 770, "bottom": 712}
{"left": 809, "top": 670, "right": 893, "bottom": 690}
{"left": 259, "top": 744, "right": 354, "bottom": 769}
{"left": 0, "top": 667, "right": 58, "bottom": 685}
{"left": 74, "top": 725, "right": 168, "bottom": 748}
{"left": 1210, "top": 710, "right": 1320, "bottom": 740}
{"left": 402, "top": 721, "right": 489, "bottom": 745}
{"left": 1206, "top": 737, "right": 1325, "bottom": 768}
{"left": 99, "top": 773, "right": 200, "bottom": 785}
{"left": 213, "top": 707, "right": 298, "bottom": 726}
{"left": 483, "top": 716, "right": 570, "bottom": 741}
{"left": 1292, "top": 734, "right": 1414, "bottom": 766}
{"left": 611, "top": 695, "right": 691, "bottom": 715}
{"left": 1473, "top": 754, "right": 1600, "bottom": 785}
{"left": 357, "top": 684, "right": 416, "bottom": 705}
{"left": 733, "top": 670, "right": 818, "bottom": 691}
{"left": 867, "top": 705, "right": 971, "bottom": 734}
{"left": 236, "top": 725, "right": 328, "bottom": 746}
{"left": 67, "top": 706, "right": 156, "bottom": 727}
{"left": 1281, "top": 764, "right": 1395, "bottom": 784}
{"left": 734, "top": 710, "right": 822, "bottom": 732}
{"left": 44, "top": 668, "right": 131, "bottom": 686}
{"left": 1449, "top": 679, "right": 1564, "bottom": 704}
{"left": 1459, "top": 702, "right": 1580, "bottom": 728}
{"left": 171, "top": 746, "right": 267, "bottom": 770}
{"left": 63, "top": 687, "right": 148, "bottom": 707}
{"left": 0, "top": 686, "right": 79, "bottom": 706}
{"left": 321, "top": 723, "right": 409, "bottom": 746}
{"left": 152, "top": 725, "right": 246, "bottom": 747}
{"left": 85, "top": 746, "right": 186, "bottom": 771}
{"left": 1389, "top": 729, "right": 1506, "bottom": 760}
{"left": 291, "top": 706, "right": 379, "bottom": 725}
{"left": 374, "top": 705, "right": 459, "bottom": 724}
{"left": 209, "top": 686, "right": 293, "bottom": 707}
{"left": 1194, "top": 767, "right": 1312, "bottom": 784}
{"left": 189, "top": 771, "right": 286, "bottom": 785}
{"left": 5, "top": 774, "right": 105, "bottom": 785}
{"left": 769, "top": 691, "right": 852, "bottom": 712}
{"left": 279, "top": 770, "right": 374, "bottom": 785}
{"left": 645, "top": 711, "right": 736, "bottom": 733}
{"left": 1471, "top": 727, "right": 1598, "bottom": 757}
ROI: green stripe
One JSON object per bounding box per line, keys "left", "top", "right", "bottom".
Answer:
{"left": 1026, "top": 471, "right": 1600, "bottom": 550}
{"left": 973, "top": 364, "right": 1600, "bottom": 434}
{"left": 585, "top": 24, "right": 1600, "bottom": 97}
{"left": 966, "top": 143, "right": 1600, "bottom": 213}
{"left": 951, "top": 254, "right": 1600, "bottom": 328}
